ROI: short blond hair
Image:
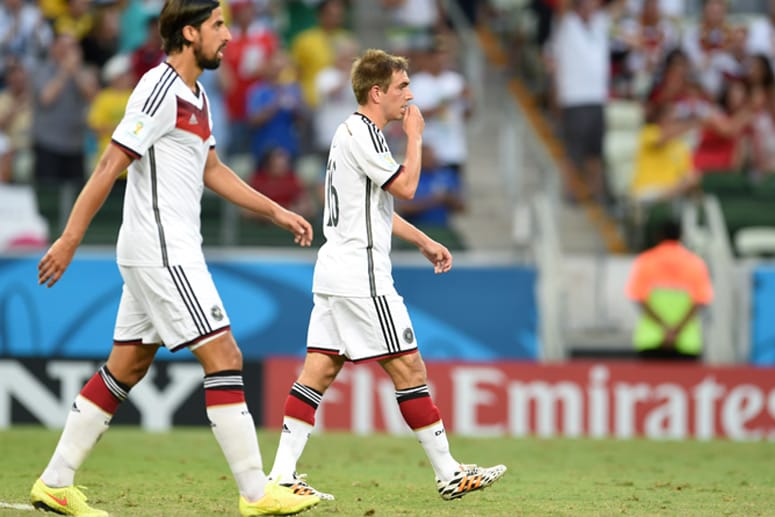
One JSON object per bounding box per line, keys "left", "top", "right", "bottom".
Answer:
{"left": 351, "top": 49, "right": 409, "bottom": 106}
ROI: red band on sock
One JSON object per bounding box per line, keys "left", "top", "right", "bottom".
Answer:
{"left": 205, "top": 389, "right": 245, "bottom": 407}
{"left": 399, "top": 396, "right": 441, "bottom": 430}
{"left": 285, "top": 394, "right": 316, "bottom": 426}
{"left": 80, "top": 373, "right": 121, "bottom": 415}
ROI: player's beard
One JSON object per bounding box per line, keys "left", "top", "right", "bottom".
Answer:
{"left": 193, "top": 41, "right": 222, "bottom": 70}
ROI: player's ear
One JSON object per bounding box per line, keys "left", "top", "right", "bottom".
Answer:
{"left": 182, "top": 25, "right": 198, "bottom": 45}
{"left": 369, "top": 84, "right": 381, "bottom": 104}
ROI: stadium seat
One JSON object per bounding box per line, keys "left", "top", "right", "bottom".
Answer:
{"left": 700, "top": 172, "right": 750, "bottom": 197}
{"left": 750, "top": 175, "right": 775, "bottom": 200}
{"left": 734, "top": 226, "right": 775, "bottom": 257}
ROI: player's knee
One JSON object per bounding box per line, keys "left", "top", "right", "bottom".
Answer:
{"left": 214, "top": 341, "right": 243, "bottom": 371}
{"left": 298, "top": 367, "right": 335, "bottom": 392}
{"left": 383, "top": 353, "right": 427, "bottom": 388}
{"left": 110, "top": 360, "right": 152, "bottom": 387}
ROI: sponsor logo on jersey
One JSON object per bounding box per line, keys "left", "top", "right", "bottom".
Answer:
{"left": 211, "top": 305, "right": 223, "bottom": 321}
{"left": 403, "top": 328, "right": 414, "bottom": 344}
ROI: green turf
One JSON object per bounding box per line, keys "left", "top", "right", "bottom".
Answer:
{"left": 1, "top": 427, "right": 774, "bottom": 516}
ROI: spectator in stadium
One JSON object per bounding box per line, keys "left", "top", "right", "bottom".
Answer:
{"left": 313, "top": 35, "right": 359, "bottom": 157}
{"left": 118, "top": 0, "right": 153, "bottom": 52}
{"left": 219, "top": 0, "right": 278, "bottom": 157}
{"left": 53, "top": 0, "right": 93, "bottom": 42}
{"left": 625, "top": 219, "right": 713, "bottom": 360}
{"left": 0, "top": 59, "right": 32, "bottom": 182}
{"left": 0, "top": 0, "right": 53, "bottom": 85}
{"left": 380, "top": 0, "right": 445, "bottom": 51}
{"left": 86, "top": 53, "right": 135, "bottom": 174}
{"left": 410, "top": 36, "right": 472, "bottom": 177}
{"left": 80, "top": 1, "right": 121, "bottom": 71}
{"left": 396, "top": 144, "right": 464, "bottom": 228}
{"left": 247, "top": 146, "right": 315, "bottom": 220}
{"left": 130, "top": 14, "right": 165, "bottom": 81}
{"left": 692, "top": 78, "right": 754, "bottom": 176}
{"left": 629, "top": 101, "right": 700, "bottom": 203}
{"left": 32, "top": 30, "right": 98, "bottom": 221}
{"left": 613, "top": 0, "right": 680, "bottom": 98}
{"left": 747, "top": 54, "right": 775, "bottom": 176}
{"left": 747, "top": 0, "right": 775, "bottom": 61}
{"left": 547, "top": 0, "right": 626, "bottom": 204}
{"left": 290, "top": 0, "right": 353, "bottom": 108}
{"left": 681, "top": 0, "right": 735, "bottom": 99}
{"left": 646, "top": 48, "right": 696, "bottom": 115}
{"left": 29, "top": 1, "right": 319, "bottom": 515}
{"left": 267, "top": 48, "right": 506, "bottom": 502}
{"left": 245, "top": 49, "right": 307, "bottom": 163}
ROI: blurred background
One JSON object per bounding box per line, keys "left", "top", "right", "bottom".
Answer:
{"left": 1, "top": 0, "right": 775, "bottom": 440}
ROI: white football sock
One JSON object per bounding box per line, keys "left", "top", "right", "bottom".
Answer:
{"left": 41, "top": 395, "right": 111, "bottom": 487}
{"left": 414, "top": 421, "right": 461, "bottom": 481}
{"left": 269, "top": 417, "right": 314, "bottom": 481}
{"left": 208, "top": 403, "right": 267, "bottom": 501}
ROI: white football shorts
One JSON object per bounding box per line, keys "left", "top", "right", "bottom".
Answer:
{"left": 307, "top": 293, "right": 418, "bottom": 362}
{"left": 114, "top": 265, "right": 231, "bottom": 352}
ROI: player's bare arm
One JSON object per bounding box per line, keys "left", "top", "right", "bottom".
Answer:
{"left": 385, "top": 104, "right": 424, "bottom": 200}
{"left": 38, "top": 144, "right": 132, "bottom": 287}
{"left": 203, "top": 148, "right": 313, "bottom": 246}
{"left": 392, "top": 213, "right": 452, "bottom": 274}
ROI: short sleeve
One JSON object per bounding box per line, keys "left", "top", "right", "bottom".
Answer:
{"left": 203, "top": 88, "right": 216, "bottom": 148}
{"left": 111, "top": 71, "right": 176, "bottom": 159}
{"left": 350, "top": 121, "right": 402, "bottom": 188}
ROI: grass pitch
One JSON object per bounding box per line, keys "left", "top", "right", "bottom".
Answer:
{"left": 1, "top": 427, "right": 774, "bottom": 516}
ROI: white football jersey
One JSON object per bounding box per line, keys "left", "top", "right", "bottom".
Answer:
{"left": 111, "top": 62, "right": 215, "bottom": 267}
{"left": 313, "top": 113, "right": 403, "bottom": 297}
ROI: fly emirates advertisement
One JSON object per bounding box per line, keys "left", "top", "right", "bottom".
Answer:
{"left": 264, "top": 359, "right": 775, "bottom": 441}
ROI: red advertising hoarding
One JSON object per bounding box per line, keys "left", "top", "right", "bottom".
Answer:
{"left": 264, "top": 358, "right": 775, "bottom": 440}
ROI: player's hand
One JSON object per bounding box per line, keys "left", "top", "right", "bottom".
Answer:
{"left": 38, "top": 236, "right": 78, "bottom": 287}
{"left": 420, "top": 239, "right": 452, "bottom": 274}
{"left": 275, "top": 208, "right": 313, "bottom": 247}
{"left": 402, "top": 104, "right": 424, "bottom": 137}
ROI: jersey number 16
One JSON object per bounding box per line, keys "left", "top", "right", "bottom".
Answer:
{"left": 325, "top": 158, "right": 339, "bottom": 227}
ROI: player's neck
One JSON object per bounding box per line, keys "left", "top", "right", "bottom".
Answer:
{"left": 166, "top": 54, "right": 202, "bottom": 93}
{"left": 357, "top": 107, "right": 387, "bottom": 130}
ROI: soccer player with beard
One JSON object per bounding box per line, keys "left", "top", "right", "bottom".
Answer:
{"left": 266, "top": 49, "right": 507, "bottom": 502}
{"left": 30, "top": 1, "right": 319, "bottom": 515}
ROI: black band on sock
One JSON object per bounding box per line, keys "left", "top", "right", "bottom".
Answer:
{"left": 290, "top": 382, "right": 322, "bottom": 409}
{"left": 100, "top": 364, "right": 130, "bottom": 401}
{"left": 395, "top": 384, "right": 430, "bottom": 403}
{"left": 203, "top": 370, "right": 244, "bottom": 391}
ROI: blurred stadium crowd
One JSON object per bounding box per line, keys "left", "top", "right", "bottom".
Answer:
{"left": 0, "top": 0, "right": 478, "bottom": 250}
{"left": 498, "top": 0, "right": 775, "bottom": 251}
{"left": 6, "top": 0, "right": 775, "bottom": 254}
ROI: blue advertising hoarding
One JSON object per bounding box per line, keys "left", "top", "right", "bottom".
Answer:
{"left": 0, "top": 253, "right": 538, "bottom": 361}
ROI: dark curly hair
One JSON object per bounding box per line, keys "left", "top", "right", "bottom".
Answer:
{"left": 159, "top": 0, "right": 220, "bottom": 54}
